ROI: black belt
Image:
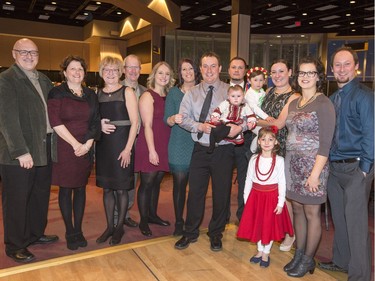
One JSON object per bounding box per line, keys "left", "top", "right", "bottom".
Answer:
{"left": 332, "top": 158, "right": 359, "bottom": 163}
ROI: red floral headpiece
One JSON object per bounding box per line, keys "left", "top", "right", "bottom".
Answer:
{"left": 270, "top": 126, "right": 278, "bottom": 134}
{"left": 247, "top": 66, "right": 268, "bottom": 79}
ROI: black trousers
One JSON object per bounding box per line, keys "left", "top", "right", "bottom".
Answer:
{"left": 0, "top": 135, "right": 52, "bottom": 253}
{"left": 233, "top": 131, "right": 254, "bottom": 221}
{"left": 184, "top": 143, "right": 234, "bottom": 239}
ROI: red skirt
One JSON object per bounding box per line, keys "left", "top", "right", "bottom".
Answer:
{"left": 237, "top": 183, "right": 294, "bottom": 244}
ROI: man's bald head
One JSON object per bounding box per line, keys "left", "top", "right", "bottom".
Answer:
{"left": 12, "top": 38, "right": 39, "bottom": 71}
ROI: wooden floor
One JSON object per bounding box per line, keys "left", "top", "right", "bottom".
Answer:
{"left": 0, "top": 225, "right": 346, "bottom": 281}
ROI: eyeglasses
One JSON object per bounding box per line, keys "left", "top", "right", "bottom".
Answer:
{"left": 13, "top": 49, "right": 39, "bottom": 57}
{"left": 103, "top": 68, "right": 119, "bottom": 74}
{"left": 124, "top": 66, "right": 140, "bottom": 70}
{"left": 297, "top": 71, "right": 318, "bottom": 77}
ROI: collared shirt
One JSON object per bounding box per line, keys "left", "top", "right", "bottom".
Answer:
{"left": 230, "top": 80, "right": 245, "bottom": 89}
{"left": 179, "top": 79, "right": 231, "bottom": 146}
{"left": 21, "top": 68, "right": 53, "bottom": 134}
{"left": 329, "top": 79, "right": 374, "bottom": 173}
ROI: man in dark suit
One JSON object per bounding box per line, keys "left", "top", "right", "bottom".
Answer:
{"left": 0, "top": 38, "right": 58, "bottom": 263}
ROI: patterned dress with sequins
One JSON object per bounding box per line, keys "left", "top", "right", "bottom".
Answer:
{"left": 261, "top": 87, "right": 295, "bottom": 157}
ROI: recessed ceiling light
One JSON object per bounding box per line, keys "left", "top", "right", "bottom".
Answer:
{"left": 194, "top": 15, "right": 209, "bottom": 20}
{"left": 51, "top": 1, "right": 57, "bottom": 4}
{"left": 346, "top": 13, "right": 351, "bottom": 16}
{"left": 227, "top": 21, "right": 231, "bottom": 24}
{"left": 315, "top": 5, "right": 337, "bottom": 11}
{"left": 302, "top": 13, "right": 307, "bottom": 16}
{"left": 319, "top": 15, "right": 340, "bottom": 21}
{"left": 301, "top": 34, "right": 305, "bottom": 37}
{"left": 309, "top": 21, "right": 314, "bottom": 24}
{"left": 220, "top": 5, "right": 232, "bottom": 11}
{"left": 5, "top": 2, "right": 11, "bottom": 4}
{"left": 350, "top": 22, "right": 355, "bottom": 24}
{"left": 350, "top": 1, "right": 355, "bottom": 3}
{"left": 117, "top": 11, "right": 122, "bottom": 15}
{"left": 352, "top": 29, "right": 356, "bottom": 32}
{"left": 84, "top": 12, "right": 88, "bottom": 16}
{"left": 180, "top": 5, "right": 190, "bottom": 11}
{"left": 267, "top": 22, "right": 271, "bottom": 24}
{"left": 96, "top": 1, "right": 101, "bottom": 4}
{"left": 39, "top": 15, "right": 50, "bottom": 20}
{"left": 212, "top": 13, "right": 216, "bottom": 16}
{"left": 276, "top": 35, "right": 281, "bottom": 38}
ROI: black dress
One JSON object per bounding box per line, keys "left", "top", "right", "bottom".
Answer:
{"left": 96, "top": 86, "right": 134, "bottom": 190}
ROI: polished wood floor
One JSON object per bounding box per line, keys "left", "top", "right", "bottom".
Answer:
{"left": 0, "top": 225, "right": 346, "bottom": 281}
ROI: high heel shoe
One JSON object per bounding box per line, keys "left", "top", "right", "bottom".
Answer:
{"left": 284, "top": 248, "right": 304, "bottom": 272}
{"left": 75, "top": 232, "right": 87, "bottom": 248}
{"left": 65, "top": 233, "right": 79, "bottom": 250}
{"left": 96, "top": 228, "right": 113, "bottom": 244}
{"left": 139, "top": 222, "right": 152, "bottom": 237}
{"left": 110, "top": 226, "right": 124, "bottom": 246}
{"left": 287, "top": 255, "right": 315, "bottom": 277}
{"left": 279, "top": 235, "right": 295, "bottom": 252}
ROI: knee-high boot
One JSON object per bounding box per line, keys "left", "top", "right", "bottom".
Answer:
{"left": 284, "top": 248, "right": 304, "bottom": 272}
{"left": 287, "top": 255, "right": 315, "bottom": 278}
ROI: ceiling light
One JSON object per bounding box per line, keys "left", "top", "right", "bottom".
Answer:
{"left": 315, "top": 5, "right": 337, "bottom": 11}
{"left": 352, "top": 29, "right": 356, "bottom": 32}
{"left": 209, "top": 24, "right": 222, "bottom": 28}
{"left": 117, "top": 12, "right": 122, "bottom": 15}
{"left": 277, "top": 16, "right": 294, "bottom": 20}
{"left": 211, "top": 13, "right": 216, "bottom": 16}
{"left": 220, "top": 5, "right": 232, "bottom": 11}
{"left": 251, "top": 23, "right": 263, "bottom": 28}
{"left": 276, "top": 35, "right": 281, "bottom": 38}
{"left": 85, "top": 5, "right": 99, "bottom": 11}
{"left": 96, "top": 1, "right": 101, "bottom": 4}
{"left": 180, "top": 5, "right": 190, "bottom": 11}
{"left": 193, "top": 15, "right": 209, "bottom": 20}
{"left": 309, "top": 21, "right": 314, "bottom": 24}
{"left": 227, "top": 21, "right": 231, "bottom": 24}
{"left": 323, "top": 24, "right": 340, "bottom": 28}
{"left": 350, "top": 1, "right": 355, "bottom": 3}
{"left": 39, "top": 15, "right": 50, "bottom": 20}
{"left": 346, "top": 13, "right": 351, "bottom": 16}
{"left": 319, "top": 15, "right": 340, "bottom": 21}
{"left": 302, "top": 13, "right": 307, "bottom": 16}
{"left": 301, "top": 35, "right": 305, "bottom": 37}
{"left": 75, "top": 15, "right": 87, "bottom": 20}
{"left": 44, "top": 5, "right": 56, "bottom": 11}
{"left": 267, "top": 5, "right": 287, "bottom": 12}
{"left": 51, "top": 1, "right": 57, "bottom": 4}
{"left": 350, "top": 22, "right": 355, "bottom": 24}
{"left": 84, "top": 12, "right": 88, "bottom": 16}
{"left": 5, "top": 2, "right": 11, "bottom": 4}
{"left": 2, "top": 4, "right": 15, "bottom": 11}
{"left": 266, "top": 22, "right": 271, "bottom": 24}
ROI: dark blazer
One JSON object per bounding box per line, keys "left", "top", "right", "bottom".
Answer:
{"left": 0, "top": 64, "right": 53, "bottom": 166}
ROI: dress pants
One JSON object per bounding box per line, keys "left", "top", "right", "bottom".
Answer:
{"left": 327, "top": 161, "right": 374, "bottom": 281}
{"left": 0, "top": 135, "right": 52, "bottom": 253}
{"left": 233, "top": 131, "right": 254, "bottom": 221}
{"left": 184, "top": 143, "right": 234, "bottom": 239}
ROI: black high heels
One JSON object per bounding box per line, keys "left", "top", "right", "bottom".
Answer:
{"left": 96, "top": 228, "right": 113, "bottom": 244}
{"left": 110, "top": 226, "right": 124, "bottom": 246}
{"left": 139, "top": 222, "right": 152, "bottom": 237}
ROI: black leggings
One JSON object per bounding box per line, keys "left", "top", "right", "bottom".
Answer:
{"left": 102, "top": 188, "right": 129, "bottom": 229}
{"left": 137, "top": 171, "right": 165, "bottom": 223}
{"left": 58, "top": 186, "right": 86, "bottom": 235}
{"left": 172, "top": 171, "right": 189, "bottom": 226}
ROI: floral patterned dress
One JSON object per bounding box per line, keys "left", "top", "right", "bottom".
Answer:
{"left": 261, "top": 87, "right": 295, "bottom": 157}
{"left": 285, "top": 94, "right": 335, "bottom": 204}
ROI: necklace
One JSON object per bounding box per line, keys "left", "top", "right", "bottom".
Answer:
{"left": 275, "top": 86, "right": 291, "bottom": 95}
{"left": 296, "top": 92, "right": 319, "bottom": 109}
{"left": 69, "top": 88, "right": 83, "bottom": 97}
{"left": 103, "top": 84, "right": 122, "bottom": 97}
{"left": 255, "top": 153, "right": 276, "bottom": 182}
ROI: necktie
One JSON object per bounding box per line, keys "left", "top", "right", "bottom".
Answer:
{"left": 197, "top": 85, "right": 214, "bottom": 139}
{"left": 332, "top": 90, "right": 342, "bottom": 150}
